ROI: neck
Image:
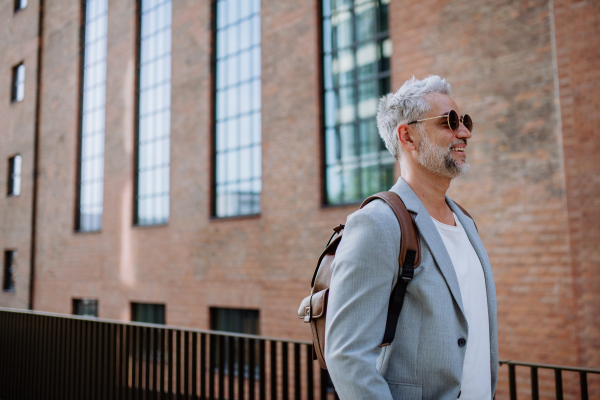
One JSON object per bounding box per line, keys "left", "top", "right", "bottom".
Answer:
{"left": 400, "top": 159, "right": 455, "bottom": 225}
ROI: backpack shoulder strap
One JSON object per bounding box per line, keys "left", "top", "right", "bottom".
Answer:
{"left": 360, "top": 191, "right": 420, "bottom": 347}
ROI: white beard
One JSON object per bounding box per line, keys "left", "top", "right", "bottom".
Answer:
{"left": 417, "top": 132, "right": 470, "bottom": 179}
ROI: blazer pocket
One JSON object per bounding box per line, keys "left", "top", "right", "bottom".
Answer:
{"left": 388, "top": 383, "right": 422, "bottom": 400}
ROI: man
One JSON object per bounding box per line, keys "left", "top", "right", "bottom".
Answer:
{"left": 324, "top": 75, "right": 498, "bottom": 399}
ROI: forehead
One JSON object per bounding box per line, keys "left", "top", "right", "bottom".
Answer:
{"left": 425, "top": 93, "right": 460, "bottom": 116}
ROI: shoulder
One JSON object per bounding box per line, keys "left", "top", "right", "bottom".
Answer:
{"left": 344, "top": 199, "right": 401, "bottom": 243}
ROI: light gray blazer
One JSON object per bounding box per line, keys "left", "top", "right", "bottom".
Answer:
{"left": 325, "top": 178, "right": 498, "bottom": 400}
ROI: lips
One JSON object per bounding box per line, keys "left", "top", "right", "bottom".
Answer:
{"left": 450, "top": 147, "right": 465, "bottom": 152}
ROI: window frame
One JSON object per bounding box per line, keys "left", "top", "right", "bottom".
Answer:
{"left": 133, "top": 0, "right": 173, "bottom": 227}
{"left": 14, "top": 0, "right": 27, "bottom": 13}
{"left": 73, "top": 298, "right": 99, "bottom": 317}
{"left": 131, "top": 302, "right": 166, "bottom": 324}
{"left": 10, "top": 63, "right": 25, "bottom": 103}
{"left": 3, "top": 250, "right": 16, "bottom": 293}
{"left": 320, "top": 0, "right": 394, "bottom": 206}
{"left": 75, "top": 0, "right": 108, "bottom": 232}
{"left": 7, "top": 154, "right": 22, "bottom": 197}
{"left": 211, "top": 0, "right": 262, "bottom": 219}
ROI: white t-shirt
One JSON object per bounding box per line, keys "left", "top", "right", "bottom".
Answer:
{"left": 432, "top": 213, "right": 491, "bottom": 400}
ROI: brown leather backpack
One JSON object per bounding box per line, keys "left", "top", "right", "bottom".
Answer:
{"left": 297, "top": 191, "right": 422, "bottom": 370}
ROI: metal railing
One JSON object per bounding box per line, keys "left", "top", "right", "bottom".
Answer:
{"left": 0, "top": 308, "right": 336, "bottom": 400}
{"left": 1, "top": 307, "right": 599, "bottom": 400}
{"left": 498, "top": 360, "right": 600, "bottom": 400}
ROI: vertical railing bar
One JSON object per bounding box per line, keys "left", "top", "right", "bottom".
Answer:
{"left": 219, "top": 335, "right": 225, "bottom": 400}
{"left": 555, "top": 368, "right": 563, "bottom": 400}
{"left": 145, "top": 327, "right": 152, "bottom": 400}
{"left": 185, "top": 330, "right": 190, "bottom": 398}
{"left": 169, "top": 329, "right": 174, "bottom": 399}
{"left": 61, "top": 317, "right": 70, "bottom": 400}
{"left": 46, "top": 316, "right": 54, "bottom": 398}
{"left": 15, "top": 313, "right": 24, "bottom": 399}
{"left": 319, "top": 369, "right": 327, "bottom": 400}
{"left": 177, "top": 330, "right": 182, "bottom": 399}
{"left": 306, "top": 345, "right": 314, "bottom": 400}
{"left": 92, "top": 319, "right": 99, "bottom": 400}
{"left": 270, "top": 341, "right": 278, "bottom": 400}
{"left": 282, "top": 342, "right": 288, "bottom": 400}
{"left": 259, "top": 340, "right": 265, "bottom": 400}
{"left": 6, "top": 313, "right": 14, "bottom": 399}
{"left": 76, "top": 319, "right": 83, "bottom": 400}
{"left": 238, "top": 337, "right": 246, "bottom": 400}
{"left": 128, "top": 324, "right": 134, "bottom": 400}
{"left": 151, "top": 328, "right": 162, "bottom": 400}
{"left": 123, "top": 325, "right": 131, "bottom": 400}
{"left": 192, "top": 331, "right": 198, "bottom": 400}
{"left": 228, "top": 336, "right": 235, "bottom": 400}
{"left": 139, "top": 326, "right": 145, "bottom": 400}
{"left": 100, "top": 322, "right": 107, "bottom": 400}
{"left": 249, "top": 338, "right": 256, "bottom": 400}
{"left": 200, "top": 333, "right": 207, "bottom": 400}
{"left": 160, "top": 328, "right": 166, "bottom": 400}
{"left": 134, "top": 325, "right": 141, "bottom": 400}
{"left": 109, "top": 323, "right": 117, "bottom": 400}
{"left": 209, "top": 334, "right": 215, "bottom": 400}
{"left": 0, "top": 312, "right": 5, "bottom": 398}
{"left": 509, "top": 364, "right": 517, "bottom": 400}
{"left": 294, "top": 343, "right": 300, "bottom": 400}
{"left": 530, "top": 366, "right": 538, "bottom": 400}
{"left": 580, "top": 371, "right": 588, "bottom": 400}
{"left": 67, "top": 318, "right": 74, "bottom": 400}
{"left": 20, "top": 314, "right": 29, "bottom": 400}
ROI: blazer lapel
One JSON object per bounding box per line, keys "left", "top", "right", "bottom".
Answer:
{"left": 390, "top": 178, "right": 466, "bottom": 320}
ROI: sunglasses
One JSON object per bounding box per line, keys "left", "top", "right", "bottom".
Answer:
{"left": 408, "top": 109, "right": 473, "bottom": 132}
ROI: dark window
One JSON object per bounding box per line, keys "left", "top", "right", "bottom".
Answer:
{"left": 135, "top": 0, "right": 172, "bottom": 226}
{"left": 3, "top": 251, "right": 16, "bottom": 293}
{"left": 213, "top": 0, "right": 262, "bottom": 217}
{"left": 76, "top": 0, "right": 108, "bottom": 232}
{"left": 210, "top": 307, "right": 260, "bottom": 334}
{"left": 322, "top": 0, "right": 394, "bottom": 205}
{"left": 7, "top": 155, "right": 22, "bottom": 196}
{"left": 210, "top": 307, "right": 260, "bottom": 375}
{"left": 73, "top": 298, "right": 99, "bottom": 317}
{"left": 11, "top": 63, "right": 25, "bottom": 103}
{"left": 131, "top": 302, "right": 166, "bottom": 324}
{"left": 14, "top": 0, "right": 27, "bottom": 12}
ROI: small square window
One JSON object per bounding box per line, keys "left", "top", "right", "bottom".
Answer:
{"left": 210, "top": 307, "right": 260, "bottom": 334}
{"left": 73, "top": 298, "right": 98, "bottom": 317}
{"left": 14, "top": 0, "right": 27, "bottom": 12}
{"left": 11, "top": 63, "right": 25, "bottom": 103}
{"left": 131, "top": 302, "right": 165, "bottom": 324}
{"left": 7, "top": 155, "right": 22, "bottom": 196}
{"left": 3, "top": 251, "right": 16, "bottom": 293}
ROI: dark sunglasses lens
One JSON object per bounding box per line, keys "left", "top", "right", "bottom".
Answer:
{"left": 463, "top": 114, "right": 473, "bottom": 132}
{"left": 448, "top": 110, "right": 459, "bottom": 131}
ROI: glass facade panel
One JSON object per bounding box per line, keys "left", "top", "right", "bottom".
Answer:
{"left": 322, "top": 0, "right": 394, "bottom": 204}
{"left": 136, "top": 0, "right": 172, "bottom": 225}
{"left": 11, "top": 63, "right": 25, "bottom": 103}
{"left": 77, "top": 0, "right": 107, "bottom": 232}
{"left": 7, "top": 155, "right": 22, "bottom": 196}
{"left": 2, "top": 251, "right": 16, "bottom": 293}
{"left": 214, "top": 0, "right": 261, "bottom": 217}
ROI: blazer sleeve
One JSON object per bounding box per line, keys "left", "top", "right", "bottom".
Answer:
{"left": 324, "top": 201, "right": 400, "bottom": 400}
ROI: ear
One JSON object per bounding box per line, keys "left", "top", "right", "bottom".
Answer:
{"left": 397, "top": 123, "right": 417, "bottom": 152}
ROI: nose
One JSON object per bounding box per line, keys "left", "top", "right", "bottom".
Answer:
{"left": 457, "top": 122, "right": 472, "bottom": 139}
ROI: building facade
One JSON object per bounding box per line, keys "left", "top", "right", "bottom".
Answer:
{"left": 1, "top": 0, "right": 599, "bottom": 396}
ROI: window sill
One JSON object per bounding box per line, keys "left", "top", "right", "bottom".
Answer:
{"left": 210, "top": 213, "right": 260, "bottom": 222}
{"left": 74, "top": 229, "right": 102, "bottom": 235}
{"left": 132, "top": 223, "right": 169, "bottom": 229}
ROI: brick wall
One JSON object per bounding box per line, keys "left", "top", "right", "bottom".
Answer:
{"left": 1, "top": 0, "right": 598, "bottom": 398}
{"left": 0, "top": 0, "right": 40, "bottom": 310}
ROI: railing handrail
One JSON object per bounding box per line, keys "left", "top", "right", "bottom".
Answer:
{"left": 499, "top": 359, "right": 600, "bottom": 374}
{"left": 0, "top": 306, "right": 313, "bottom": 345}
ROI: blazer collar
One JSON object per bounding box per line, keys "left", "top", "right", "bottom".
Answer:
{"left": 389, "top": 177, "right": 466, "bottom": 319}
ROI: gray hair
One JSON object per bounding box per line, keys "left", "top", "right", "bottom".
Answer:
{"left": 376, "top": 75, "right": 451, "bottom": 159}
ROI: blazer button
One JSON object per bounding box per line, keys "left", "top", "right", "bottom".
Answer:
{"left": 458, "top": 338, "right": 466, "bottom": 347}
